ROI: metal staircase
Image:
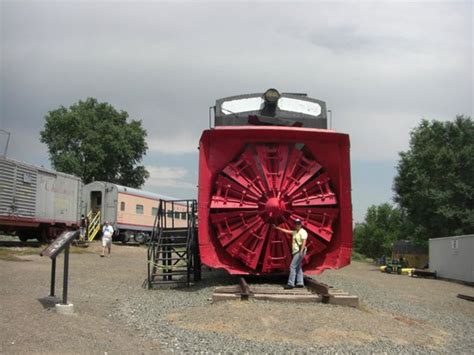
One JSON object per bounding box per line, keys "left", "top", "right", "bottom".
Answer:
{"left": 147, "top": 199, "right": 201, "bottom": 288}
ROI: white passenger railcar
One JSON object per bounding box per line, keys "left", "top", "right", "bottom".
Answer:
{"left": 83, "top": 182, "right": 189, "bottom": 243}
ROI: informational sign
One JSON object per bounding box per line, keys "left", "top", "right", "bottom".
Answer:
{"left": 40, "top": 230, "right": 79, "bottom": 259}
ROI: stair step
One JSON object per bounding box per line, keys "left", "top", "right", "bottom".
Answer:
{"left": 158, "top": 243, "right": 189, "bottom": 247}
{"left": 154, "top": 257, "right": 188, "bottom": 261}
{"left": 152, "top": 272, "right": 189, "bottom": 277}
{"left": 150, "top": 281, "right": 189, "bottom": 285}
{"left": 161, "top": 231, "right": 189, "bottom": 236}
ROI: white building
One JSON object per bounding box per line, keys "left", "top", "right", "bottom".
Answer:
{"left": 429, "top": 235, "right": 474, "bottom": 283}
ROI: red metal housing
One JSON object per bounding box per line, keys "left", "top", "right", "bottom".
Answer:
{"left": 198, "top": 126, "right": 352, "bottom": 275}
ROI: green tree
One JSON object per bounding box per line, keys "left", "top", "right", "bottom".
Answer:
{"left": 40, "top": 98, "right": 149, "bottom": 188}
{"left": 353, "top": 203, "right": 404, "bottom": 258}
{"left": 393, "top": 116, "right": 474, "bottom": 242}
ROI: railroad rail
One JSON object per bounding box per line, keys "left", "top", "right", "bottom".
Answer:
{"left": 212, "top": 277, "right": 359, "bottom": 307}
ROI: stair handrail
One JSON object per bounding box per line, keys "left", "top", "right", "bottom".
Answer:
{"left": 185, "top": 200, "right": 191, "bottom": 285}
{"left": 148, "top": 199, "right": 164, "bottom": 288}
{"left": 86, "top": 209, "right": 102, "bottom": 241}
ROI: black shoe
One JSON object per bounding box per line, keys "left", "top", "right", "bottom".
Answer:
{"left": 295, "top": 285, "right": 304, "bottom": 288}
{"left": 283, "top": 285, "right": 294, "bottom": 290}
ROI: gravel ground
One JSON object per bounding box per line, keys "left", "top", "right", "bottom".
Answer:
{"left": 1, "top": 240, "right": 473, "bottom": 354}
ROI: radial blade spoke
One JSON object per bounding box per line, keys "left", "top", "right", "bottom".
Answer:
{"left": 222, "top": 146, "right": 267, "bottom": 196}
{"left": 289, "top": 172, "right": 338, "bottom": 207}
{"left": 225, "top": 222, "right": 269, "bottom": 270}
{"left": 302, "top": 235, "right": 328, "bottom": 266}
{"left": 290, "top": 208, "right": 339, "bottom": 242}
{"left": 255, "top": 144, "right": 290, "bottom": 196}
{"left": 210, "top": 211, "right": 262, "bottom": 247}
{"left": 210, "top": 175, "right": 260, "bottom": 209}
{"left": 261, "top": 227, "right": 293, "bottom": 273}
{"left": 281, "top": 147, "right": 322, "bottom": 197}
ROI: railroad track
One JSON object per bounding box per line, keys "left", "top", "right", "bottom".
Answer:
{"left": 212, "top": 277, "right": 359, "bottom": 307}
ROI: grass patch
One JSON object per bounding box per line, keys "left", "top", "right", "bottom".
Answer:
{"left": 69, "top": 245, "right": 94, "bottom": 254}
{"left": 0, "top": 245, "right": 92, "bottom": 262}
{"left": 351, "top": 251, "right": 374, "bottom": 263}
{"left": 0, "top": 248, "right": 37, "bottom": 262}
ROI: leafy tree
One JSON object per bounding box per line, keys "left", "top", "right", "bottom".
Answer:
{"left": 353, "top": 203, "right": 404, "bottom": 258}
{"left": 393, "top": 116, "right": 474, "bottom": 242}
{"left": 40, "top": 98, "right": 149, "bottom": 188}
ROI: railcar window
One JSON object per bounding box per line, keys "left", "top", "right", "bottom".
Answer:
{"left": 136, "top": 204, "right": 144, "bottom": 214}
{"left": 120, "top": 202, "right": 125, "bottom": 211}
{"left": 174, "top": 212, "right": 180, "bottom": 219}
{"left": 152, "top": 207, "right": 158, "bottom": 216}
{"left": 180, "top": 212, "right": 187, "bottom": 220}
{"left": 278, "top": 97, "right": 321, "bottom": 116}
{"left": 221, "top": 97, "right": 263, "bottom": 115}
{"left": 220, "top": 96, "right": 322, "bottom": 117}
{"left": 166, "top": 210, "right": 173, "bottom": 218}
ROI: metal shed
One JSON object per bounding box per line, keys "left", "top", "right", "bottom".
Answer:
{"left": 429, "top": 235, "right": 474, "bottom": 283}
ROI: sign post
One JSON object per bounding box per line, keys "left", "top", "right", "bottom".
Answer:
{"left": 50, "top": 258, "right": 56, "bottom": 297}
{"left": 40, "top": 230, "right": 79, "bottom": 314}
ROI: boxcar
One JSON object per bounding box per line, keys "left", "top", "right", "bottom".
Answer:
{"left": 0, "top": 156, "right": 82, "bottom": 241}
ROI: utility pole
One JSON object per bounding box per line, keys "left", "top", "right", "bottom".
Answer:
{"left": 0, "top": 129, "right": 11, "bottom": 157}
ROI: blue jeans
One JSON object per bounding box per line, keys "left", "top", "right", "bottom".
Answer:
{"left": 287, "top": 250, "right": 306, "bottom": 286}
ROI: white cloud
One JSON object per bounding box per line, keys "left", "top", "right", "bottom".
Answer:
{"left": 144, "top": 165, "right": 196, "bottom": 190}
{"left": 2, "top": 1, "right": 471, "bottom": 219}
{"left": 147, "top": 132, "right": 200, "bottom": 155}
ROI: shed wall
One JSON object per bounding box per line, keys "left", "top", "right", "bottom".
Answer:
{"left": 429, "top": 235, "right": 474, "bottom": 283}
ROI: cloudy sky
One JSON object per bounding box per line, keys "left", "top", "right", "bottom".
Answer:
{"left": 1, "top": 0, "right": 472, "bottom": 222}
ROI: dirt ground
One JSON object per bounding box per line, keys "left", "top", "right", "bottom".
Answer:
{"left": 0, "top": 241, "right": 160, "bottom": 354}
{"left": 0, "top": 240, "right": 473, "bottom": 354}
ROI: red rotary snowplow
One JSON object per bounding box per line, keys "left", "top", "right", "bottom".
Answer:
{"left": 198, "top": 123, "right": 352, "bottom": 275}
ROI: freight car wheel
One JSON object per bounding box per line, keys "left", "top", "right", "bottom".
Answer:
{"left": 134, "top": 233, "right": 146, "bottom": 244}
{"left": 18, "top": 235, "right": 28, "bottom": 243}
{"left": 121, "top": 233, "right": 130, "bottom": 244}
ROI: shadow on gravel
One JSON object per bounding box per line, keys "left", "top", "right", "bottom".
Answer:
{"left": 38, "top": 296, "right": 61, "bottom": 309}
{"left": 152, "top": 270, "right": 291, "bottom": 293}
{"left": 0, "top": 240, "right": 42, "bottom": 248}
{"left": 112, "top": 242, "right": 143, "bottom": 247}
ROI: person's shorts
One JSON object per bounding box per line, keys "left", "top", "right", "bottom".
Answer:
{"left": 102, "top": 236, "right": 112, "bottom": 247}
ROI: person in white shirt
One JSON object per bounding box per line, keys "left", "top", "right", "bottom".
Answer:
{"left": 101, "top": 221, "right": 114, "bottom": 257}
{"left": 273, "top": 218, "right": 308, "bottom": 289}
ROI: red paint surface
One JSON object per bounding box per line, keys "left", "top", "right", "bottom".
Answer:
{"left": 0, "top": 215, "right": 76, "bottom": 228}
{"left": 198, "top": 126, "right": 352, "bottom": 275}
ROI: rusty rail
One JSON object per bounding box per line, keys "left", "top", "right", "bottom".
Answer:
{"left": 304, "top": 277, "right": 330, "bottom": 303}
{"left": 304, "top": 277, "right": 359, "bottom": 307}
{"left": 457, "top": 294, "right": 474, "bottom": 302}
{"left": 239, "top": 277, "right": 251, "bottom": 300}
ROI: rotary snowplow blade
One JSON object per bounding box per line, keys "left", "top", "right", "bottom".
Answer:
{"left": 198, "top": 126, "right": 352, "bottom": 275}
